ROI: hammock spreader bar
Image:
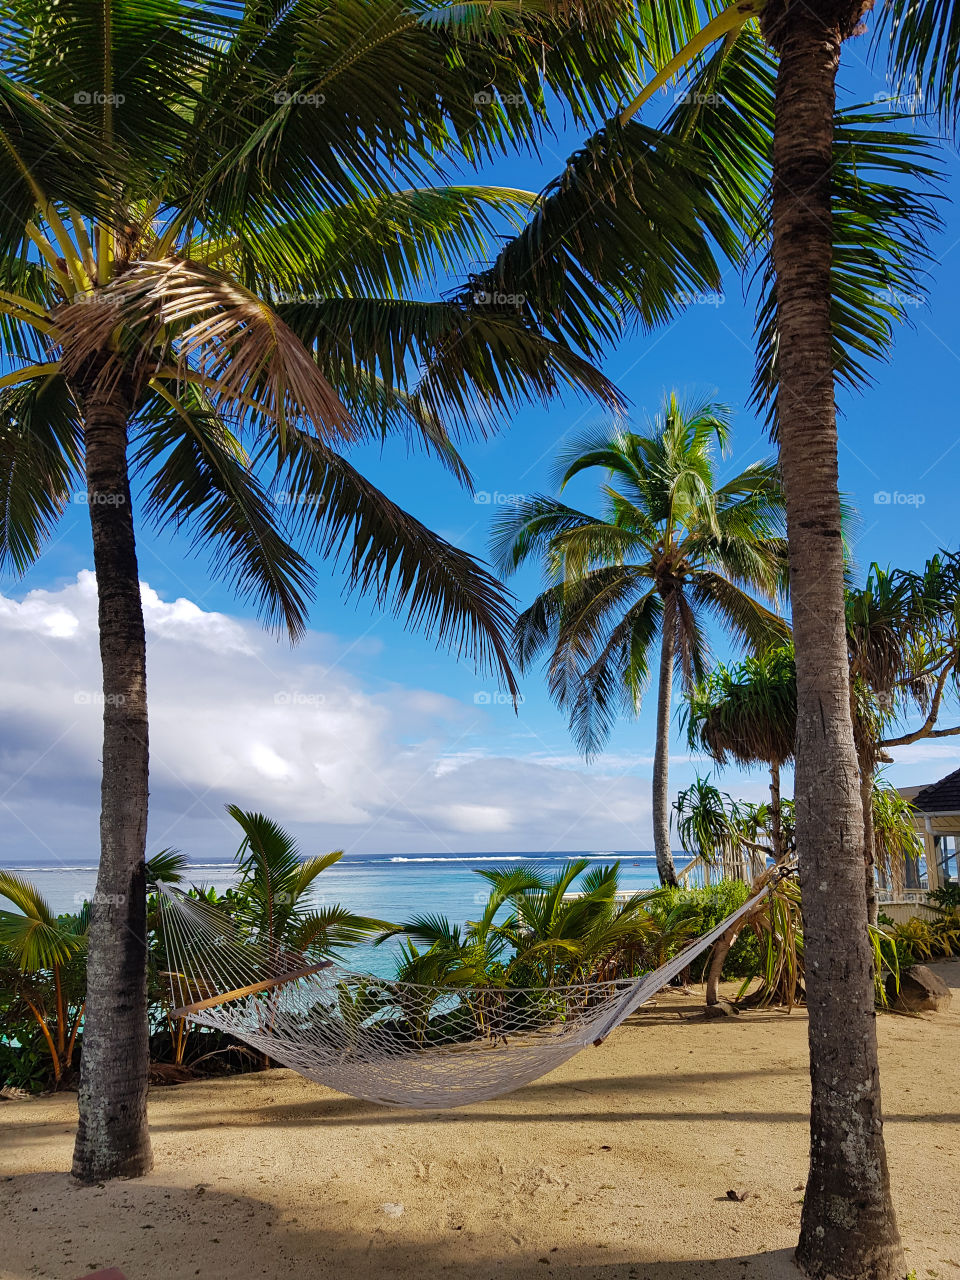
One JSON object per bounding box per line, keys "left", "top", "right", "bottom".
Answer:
{"left": 169, "top": 960, "right": 334, "bottom": 1018}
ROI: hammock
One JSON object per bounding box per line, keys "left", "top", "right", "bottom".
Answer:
{"left": 156, "top": 881, "right": 769, "bottom": 1109}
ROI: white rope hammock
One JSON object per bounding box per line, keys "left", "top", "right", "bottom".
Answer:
{"left": 156, "top": 882, "right": 768, "bottom": 1109}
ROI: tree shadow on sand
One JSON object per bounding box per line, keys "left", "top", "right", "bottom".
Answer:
{"left": 0, "top": 1174, "right": 803, "bottom": 1280}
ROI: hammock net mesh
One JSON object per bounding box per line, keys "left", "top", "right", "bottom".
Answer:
{"left": 156, "top": 883, "right": 766, "bottom": 1109}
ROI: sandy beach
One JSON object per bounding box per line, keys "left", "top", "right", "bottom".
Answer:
{"left": 2, "top": 963, "right": 957, "bottom": 1280}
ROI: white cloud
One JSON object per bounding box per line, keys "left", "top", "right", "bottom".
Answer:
{"left": 0, "top": 574, "right": 655, "bottom": 862}
{"left": 888, "top": 739, "right": 960, "bottom": 766}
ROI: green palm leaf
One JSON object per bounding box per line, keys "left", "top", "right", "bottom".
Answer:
{"left": 0, "top": 372, "right": 84, "bottom": 573}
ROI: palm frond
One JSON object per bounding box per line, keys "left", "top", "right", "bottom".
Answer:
{"left": 751, "top": 105, "right": 942, "bottom": 426}
{"left": 282, "top": 295, "right": 625, "bottom": 441}
{"left": 264, "top": 426, "right": 521, "bottom": 696}
{"left": 134, "top": 384, "right": 316, "bottom": 638}
{"left": 56, "top": 258, "right": 354, "bottom": 444}
{"left": 0, "top": 371, "right": 83, "bottom": 574}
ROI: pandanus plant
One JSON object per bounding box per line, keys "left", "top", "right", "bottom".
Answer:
{"left": 684, "top": 645, "right": 796, "bottom": 863}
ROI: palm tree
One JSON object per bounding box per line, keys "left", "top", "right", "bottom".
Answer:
{"left": 223, "top": 806, "right": 386, "bottom": 958}
{"left": 685, "top": 645, "right": 796, "bottom": 861}
{"left": 492, "top": 395, "right": 788, "bottom": 886}
{"left": 0, "top": 851, "right": 182, "bottom": 1085}
{"left": 0, "top": 875, "right": 89, "bottom": 1086}
{"left": 384, "top": 859, "right": 658, "bottom": 987}
{"left": 0, "top": 1, "right": 646, "bottom": 1180}
{"left": 470, "top": 10, "right": 939, "bottom": 1269}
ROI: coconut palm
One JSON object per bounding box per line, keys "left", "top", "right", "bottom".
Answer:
{"left": 0, "top": 0, "right": 663, "bottom": 1180}
{"left": 492, "top": 395, "right": 789, "bottom": 887}
{"left": 473, "top": 10, "right": 940, "bottom": 1266}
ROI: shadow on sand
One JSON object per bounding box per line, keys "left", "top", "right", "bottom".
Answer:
{"left": 1, "top": 1173, "right": 804, "bottom": 1280}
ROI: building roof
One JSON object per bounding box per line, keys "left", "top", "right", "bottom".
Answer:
{"left": 911, "top": 767, "right": 960, "bottom": 815}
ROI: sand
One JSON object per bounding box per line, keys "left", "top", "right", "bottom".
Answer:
{"left": 1, "top": 962, "right": 957, "bottom": 1280}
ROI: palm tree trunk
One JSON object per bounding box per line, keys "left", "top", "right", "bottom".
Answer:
{"left": 72, "top": 379, "right": 153, "bottom": 1182}
{"left": 652, "top": 620, "right": 678, "bottom": 887}
{"left": 762, "top": 5, "right": 903, "bottom": 1278}
{"left": 861, "top": 762, "right": 879, "bottom": 927}
{"left": 769, "top": 761, "right": 783, "bottom": 862}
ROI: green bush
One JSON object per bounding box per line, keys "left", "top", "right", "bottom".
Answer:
{"left": 652, "top": 880, "right": 760, "bottom": 979}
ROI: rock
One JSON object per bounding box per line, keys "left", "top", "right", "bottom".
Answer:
{"left": 726, "top": 1189, "right": 749, "bottom": 1202}
{"left": 703, "top": 1000, "right": 741, "bottom": 1019}
{"left": 887, "top": 964, "right": 952, "bottom": 1013}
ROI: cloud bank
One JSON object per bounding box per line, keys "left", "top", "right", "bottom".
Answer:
{"left": 0, "top": 573, "right": 658, "bottom": 864}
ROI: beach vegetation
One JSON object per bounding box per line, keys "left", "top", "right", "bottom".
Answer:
{"left": 0, "top": 874, "right": 88, "bottom": 1088}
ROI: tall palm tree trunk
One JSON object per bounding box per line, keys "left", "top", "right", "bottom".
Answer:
{"left": 72, "top": 378, "right": 153, "bottom": 1182}
{"left": 762, "top": 6, "right": 903, "bottom": 1277}
{"left": 769, "top": 761, "right": 783, "bottom": 862}
{"left": 652, "top": 619, "right": 678, "bottom": 886}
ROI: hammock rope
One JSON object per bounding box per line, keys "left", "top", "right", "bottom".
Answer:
{"left": 156, "top": 880, "right": 772, "bottom": 1109}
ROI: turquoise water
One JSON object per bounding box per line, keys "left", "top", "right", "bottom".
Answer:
{"left": 1, "top": 852, "right": 663, "bottom": 977}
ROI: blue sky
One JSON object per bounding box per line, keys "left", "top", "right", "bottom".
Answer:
{"left": 3, "top": 26, "right": 960, "bottom": 865}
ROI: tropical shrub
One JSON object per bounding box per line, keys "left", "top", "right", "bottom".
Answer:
{"left": 928, "top": 884, "right": 960, "bottom": 913}
{"left": 380, "top": 860, "right": 664, "bottom": 992}
{"left": 146, "top": 808, "right": 388, "bottom": 1069}
{"left": 884, "top": 913, "right": 960, "bottom": 967}
{"left": 0, "top": 876, "right": 89, "bottom": 1090}
{"left": 651, "top": 881, "right": 759, "bottom": 979}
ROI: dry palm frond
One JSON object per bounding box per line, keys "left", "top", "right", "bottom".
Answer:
{"left": 55, "top": 258, "right": 353, "bottom": 443}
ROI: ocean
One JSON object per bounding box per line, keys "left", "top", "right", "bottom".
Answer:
{"left": 1, "top": 852, "right": 663, "bottom": 977}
